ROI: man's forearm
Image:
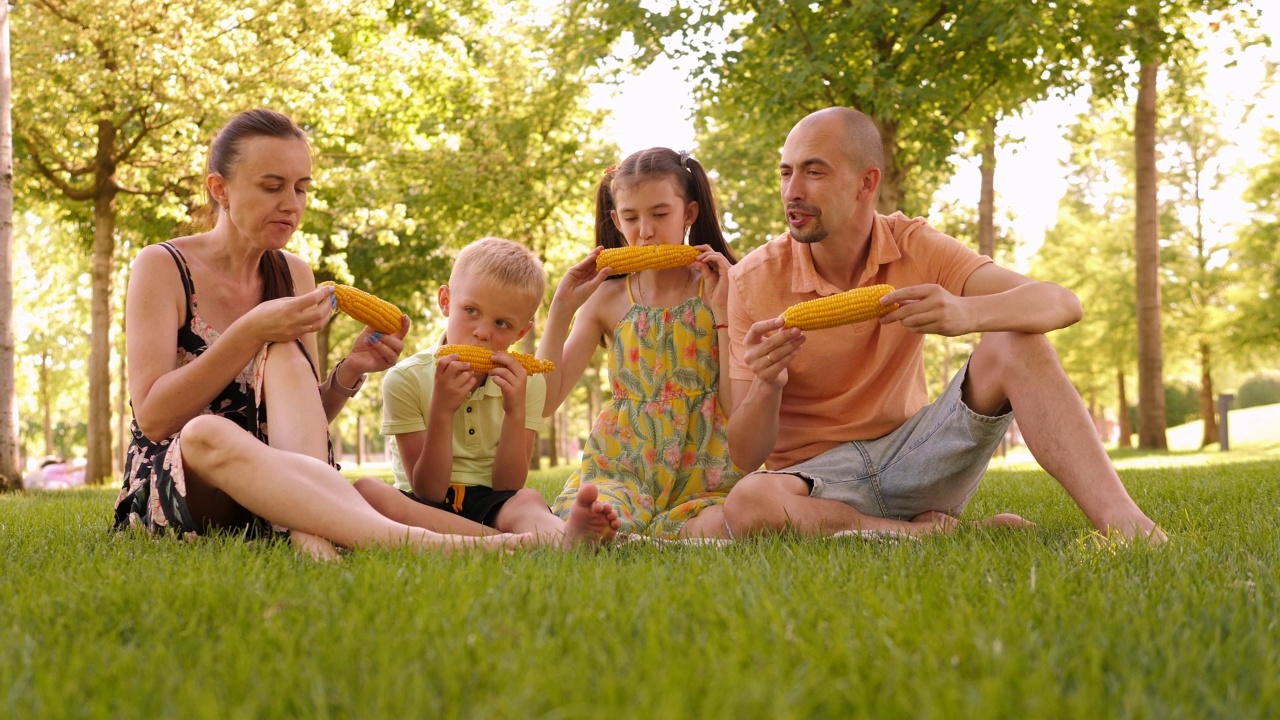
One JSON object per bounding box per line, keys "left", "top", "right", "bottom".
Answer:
{"left": 727, "top": 378, "right": 783, "bottom": 472}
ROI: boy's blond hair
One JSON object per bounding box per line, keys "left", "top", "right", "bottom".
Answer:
{"left": 450, "top": 236, "right": 546, "bottom": 313}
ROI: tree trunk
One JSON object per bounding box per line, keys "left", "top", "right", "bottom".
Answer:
{"left": 116, "top": 329, "right": 128, "bottom": 475}
{"left": 0, "top": 5, "right": 17, "bottom": 491}
{"left": 356, "top": 413, "right": 365, "bottom": 466}
{"left": 1199, "top": 341, "right": 1218, "bottom": 448}
{"left": 40, "top": 350, "right": 52, "bottom": 457}
{"left": 978, "top": 115, "right": 997, "bottom": 259}
{"left": 875, "top": 117, "right": 902, "bottom": 215}
{"left": 86, "top": 178, "right": 119, "bottom": 484}
{"left": 1117, "top": 369, "right": 1132, "bottom": 449}
{"left": 1134, "top": 55, "right": 1167, "bottom": 450}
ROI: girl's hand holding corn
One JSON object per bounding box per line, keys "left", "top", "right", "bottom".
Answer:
{"left": 691, "top": 245, "right": 732, "bottom": 324}
{"left": 550, "top": 247, "right": 611, "bottom": 316}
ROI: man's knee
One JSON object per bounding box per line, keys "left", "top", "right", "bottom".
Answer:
{"left": 725, "top": 472, "right": 804, "bottom": 534}
{"left": 974, "top": 332, "right": 1059, "bottom": 374}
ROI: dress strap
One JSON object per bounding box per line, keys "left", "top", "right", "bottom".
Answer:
{"left": 156, "top": 242, "right": 196, "bottom": 328}
{"left": 626, "top": 274, "right": 636, "bottom": 304}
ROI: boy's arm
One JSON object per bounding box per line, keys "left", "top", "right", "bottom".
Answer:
{"left": 409, "top": 354, "right": 477, "bottom": 502}
{"left": 489, "top": 352, "right": 532, "bottom": 491}
{"left": 395, "top": 429, "right": 446, "bottom": 502}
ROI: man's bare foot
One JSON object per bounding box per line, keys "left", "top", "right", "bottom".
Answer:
{"left": 909, "top": 511, "right": 962, "bottom": 535}
{"left": 562, "top": 483, "right": 620, "bottom": 549}
{"left": 1105, "top": 517, "right": 1168, "bottom": 545}
{"left": 291, "top": 530, "right": 342, "bottom": 562}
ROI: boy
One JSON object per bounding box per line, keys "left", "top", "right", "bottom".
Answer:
{"left": 354, "top": 237, "right": 618, "bottom": 547}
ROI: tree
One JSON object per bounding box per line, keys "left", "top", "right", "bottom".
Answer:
{"left": 12, "top": 0, "right": 394, "bottom": 484}
{"left": 624, "top": 0, "right": 1083, "bottom": 250}
{"left": 1074, "top": 0, "right": 1260, "bottom": 449}
{"left": 1234, "top": 127, "right": 1280, "bottom": 353}
{"left": 0, "top": 2, "right": 15, "bottom": 490}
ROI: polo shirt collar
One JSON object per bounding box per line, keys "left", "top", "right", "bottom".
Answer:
{"left": 787, "top": 214, "right": 903, "bottom": 296}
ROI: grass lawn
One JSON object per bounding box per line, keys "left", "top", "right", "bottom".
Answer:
{"left": 3, "top": 449, "right": 1279, "bottom": 718}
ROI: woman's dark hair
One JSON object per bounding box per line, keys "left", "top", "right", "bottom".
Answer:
{"left": 594, "top": 148, "right": 737, "bottom": 264}
{"left": 189, "top": 108, "right": 308, "bottom": 301}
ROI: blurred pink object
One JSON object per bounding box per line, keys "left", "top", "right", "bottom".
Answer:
{"left": 23, "top": 460, "right": 87, "bottom": 490}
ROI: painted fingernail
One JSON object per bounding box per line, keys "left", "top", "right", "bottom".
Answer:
{"left": 369, "top": 332, "right": 383, "bottom": 343}
{"left": 330, "top": 294, "right": 338, "bottom": 310}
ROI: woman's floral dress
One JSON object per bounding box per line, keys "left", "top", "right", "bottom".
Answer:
{"left": 552, "top": 276, "right": 743, "bottom": 539}
{"left": 112, "top": 242, "right": 328, "bottom": 539}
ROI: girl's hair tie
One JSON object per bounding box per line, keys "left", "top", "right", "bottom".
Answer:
{"left": 678, "top": 150, "right": 692, "bottom": 171}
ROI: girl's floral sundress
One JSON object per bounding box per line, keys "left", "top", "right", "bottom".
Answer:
{"left": 552, "top": 275, "right": 743, "bottom": 539}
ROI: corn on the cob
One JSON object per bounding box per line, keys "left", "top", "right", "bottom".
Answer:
{"left": 436, "top": 344, "right": 556, "bottom": 375}
{"left": 596, "top": 245, "right": 700, "bottom": 274}
{"left": 781, "top": 284, "right": 897, "bottom": 330}
{"left": 320, "top": 281, "right": 403, "bottom": 335}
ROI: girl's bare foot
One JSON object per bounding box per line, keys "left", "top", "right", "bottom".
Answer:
{"left": 562, "top": 483, "right": 620, "bottom": 549}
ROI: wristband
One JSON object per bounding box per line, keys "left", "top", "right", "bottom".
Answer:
{"left": 326, "top": 358, "right": 366, "bottom": 398}
{"left": 712, "top": 323, "right": 728, "bottom": 330}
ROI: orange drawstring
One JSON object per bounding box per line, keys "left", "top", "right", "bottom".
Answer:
{"left": 450, "top": 484, "right": 467, "bottom": 514}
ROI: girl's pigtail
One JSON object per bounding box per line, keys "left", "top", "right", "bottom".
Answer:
{"left": 594, "top": 167, "right": 627, "bottom": 250}
{"left": 682, "top": 155, "right": 737, "bottom": 264}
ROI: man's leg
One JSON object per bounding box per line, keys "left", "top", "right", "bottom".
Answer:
{"left": 723, "top": 472, "right": 942, "bottom": 538}
{"left": 965, "top": 332, "right": 1164, "bottom": 541}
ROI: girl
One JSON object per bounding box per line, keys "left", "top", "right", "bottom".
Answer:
{"left": 114, "top": 108, "right": 528, "bottom": 557}
{"left": 539, "top": 148, "right": 743, "bottom": 540}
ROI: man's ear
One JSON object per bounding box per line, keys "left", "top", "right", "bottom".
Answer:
{"left": 857, "top": 167, "right": 882, "bottom": 202}
{"left": 437, "top": 285, "right": 450, "bottom": 317}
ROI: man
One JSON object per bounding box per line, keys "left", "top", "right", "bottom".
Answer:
{"left": 722, "top": 106, "right": 1164, "bottom": 542}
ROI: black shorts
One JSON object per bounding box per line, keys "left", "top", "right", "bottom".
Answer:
{"left": 401, "top": 484, "right": 517, "bottom": 528}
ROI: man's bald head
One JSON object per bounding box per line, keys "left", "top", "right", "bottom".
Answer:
{"left": 792, "top": 107, "right": 884, "bottom": 174}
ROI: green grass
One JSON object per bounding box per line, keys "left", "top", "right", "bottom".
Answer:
{"left": 3, "top": 457, "right": 1279, "bottom": 719}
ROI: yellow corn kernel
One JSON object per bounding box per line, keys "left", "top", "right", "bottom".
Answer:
{"left": 320, "top": 281, "right": 404, "bottom": 335}
{"left": 436, "top": 344, "right": 557, "bottom": 375}
{"left": 781, "top": 284, "right": 897, "bottom": 330}
{"left": 596, "top": 245, "right": 700, "bottom": 274}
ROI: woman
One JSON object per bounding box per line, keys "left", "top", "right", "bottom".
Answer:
{"left": 113, "top": 108, "right": 526, "bottom": 556}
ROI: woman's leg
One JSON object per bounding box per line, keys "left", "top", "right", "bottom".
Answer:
{"left": 178, "top": 415, "right": 524, "bottom": 551}
{"left": 261, "top": 342, "right": 345, "bottom": 557}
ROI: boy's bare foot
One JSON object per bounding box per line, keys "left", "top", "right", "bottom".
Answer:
{"left": 562, "top": 483, "right": 620, "bottom": 549}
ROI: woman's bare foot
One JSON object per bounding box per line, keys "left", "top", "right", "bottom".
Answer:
{"left": 291, "top": 530, "right": 342, "bottom": 562}
{"left": 562, "top": 483, "right": 620, "bottom": 549}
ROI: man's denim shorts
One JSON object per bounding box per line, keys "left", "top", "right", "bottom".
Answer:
{"left": 768, "top": 360, "right": 1013, "bottom": 520}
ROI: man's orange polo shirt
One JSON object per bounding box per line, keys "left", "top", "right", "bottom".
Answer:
{"left": 727, "top": 212, "right": 991, "bottom": 471}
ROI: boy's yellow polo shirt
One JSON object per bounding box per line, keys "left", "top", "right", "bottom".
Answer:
{"left": 381, "top": 347, "right": 547, "bottom": 492}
